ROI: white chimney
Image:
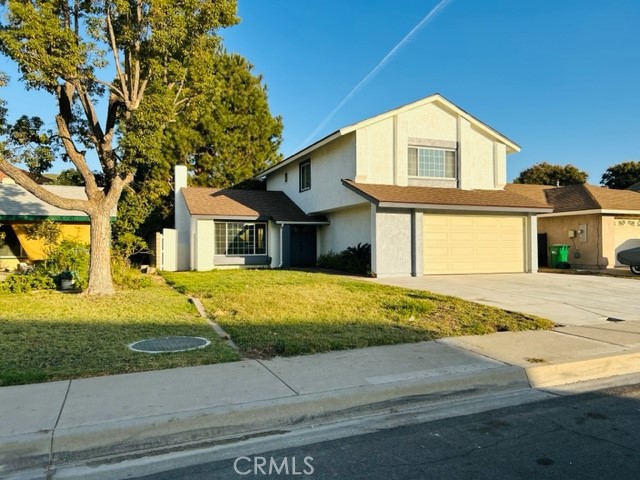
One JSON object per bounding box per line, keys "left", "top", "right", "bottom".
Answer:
{"left": 174, "top": 165, "right": 191, "bottom": 270}
{"left": 175, "top": 164, "right": 188, "bottom": 191}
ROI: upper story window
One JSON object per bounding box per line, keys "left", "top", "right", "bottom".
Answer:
{"left": 408, "top": 147, "right": 456, "bottom": 179}
{"left": 299, "top": 159, "right": 311, "bottom": 191}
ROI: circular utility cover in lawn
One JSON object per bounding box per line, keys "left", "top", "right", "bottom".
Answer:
{"left": 128, "top": 336, "right": 210, "bottom": 354}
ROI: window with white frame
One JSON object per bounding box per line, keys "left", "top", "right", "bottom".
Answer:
{"left": 215, "top": 222, "right": 267, "bottom": 256}
{"left": 408, "top": 147, "right": 456, "bottom": 179}
{"left": 299, "top": 159, "right": 311, "bottom": 191}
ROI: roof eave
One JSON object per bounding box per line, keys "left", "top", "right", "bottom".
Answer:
{"left": 539, "top": 208, "right": 640, "bottom": 217}
{"left": 377, "top": 202, "right": 552, "bottom": 213}
{"left": 339, "top": 93, "right": 521, "bottom": 153}
{"left": 257, "top": 130, "right": 343, "bottom": 178}
{"left": 0, "top": 215, "right": 93, "bottom": 221}
{"left": 341, "top": 179, "right": 380, "bottom": 206}
{"left": 342, "top": 180, "right": 551, "bottom": 213}
{"left": 275, "top": 220, "right": 331, "bottom": 225}
{"left": 260, "top": 94, "right": 521, "bottom": 178}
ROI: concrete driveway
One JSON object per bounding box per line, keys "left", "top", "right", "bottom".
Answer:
{"left": 373, "top": 273, "right": 639, "bottom": 326}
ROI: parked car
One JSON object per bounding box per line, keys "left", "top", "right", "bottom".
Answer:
{"left": 616, "top": 247, "right": 640, "bottom": 275}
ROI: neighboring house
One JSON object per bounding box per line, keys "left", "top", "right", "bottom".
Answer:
{"left": 170, "top": 93, "right": 553, "bottom": 275}
{"left": 507, "top": 183, "right": 640, "bottom": 268}
{"left": 0, "top": 169, "right": 53, "bottom": 185}
{"left": 0, "top": 184, "right": 95, "bottom": 270}
{"left": 628, "top": 181, "right": 640, "bottom": 192}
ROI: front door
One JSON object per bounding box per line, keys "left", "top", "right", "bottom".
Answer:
{"left": 289, "top": 225, "right": 317, "bottom": 267}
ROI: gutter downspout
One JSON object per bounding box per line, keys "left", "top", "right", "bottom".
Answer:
{"left": 278, "top": 224, "right": 284, "bottom": 268}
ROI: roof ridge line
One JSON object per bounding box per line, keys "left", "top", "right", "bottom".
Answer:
{"left": 581, "top": 183, "right": 603, "bottom": 209}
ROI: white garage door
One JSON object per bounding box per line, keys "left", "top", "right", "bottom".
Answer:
{"left": 423, "top": 213, "right": 526, "bottom": 274}
{"left": 614, "top": 218, "right": 640, "bottom": 265}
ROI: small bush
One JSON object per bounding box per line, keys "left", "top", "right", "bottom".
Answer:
{"left": 0, "top": 240, "right": 89, "bottom": 293}
{"left": 43, "top": 240, "right": 90, "bottom": 289}
{"left": 111, "top": 257, "right": 152, "bottom": 290}
{"left": 0, "top": 270, "right": 56, "bottom": 293}
{"left": 318, "top": 243, "right": 371, "bottom": 275}
{"left": 316, "top": 250, "right": 343, "bottom": 270}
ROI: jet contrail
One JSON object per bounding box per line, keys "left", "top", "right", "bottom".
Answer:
{"left": 300, "top": 0, "right": 453, "bottom": 149}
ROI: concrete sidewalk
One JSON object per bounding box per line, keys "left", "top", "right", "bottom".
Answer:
{"left": 3, "top": 320, "right": 640, "bottom": 477}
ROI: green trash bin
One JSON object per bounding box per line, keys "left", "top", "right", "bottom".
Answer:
{"left": 549, "top": 244, "right": 570, "bottom": 268}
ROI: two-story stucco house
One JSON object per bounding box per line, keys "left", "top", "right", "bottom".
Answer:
{"left": 260, "top": 94, "right": 552, "bottom": 276}
{"left": 170, "top": 94, "right": 552, "bottom": 275}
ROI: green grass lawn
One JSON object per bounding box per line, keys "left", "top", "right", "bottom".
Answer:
{"left": 0, "top": 279, "right": 240, "bottom": 386}
{"left": 163, "top": 270, "right": 553, "bottom": 358}
{"left": 1, "top": 270, "right": 553, "bottom": 387}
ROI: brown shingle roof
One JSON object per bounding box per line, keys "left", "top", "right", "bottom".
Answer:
{"left": 584, "top": 184, "right": 640, "bottom": 210}
{"left": 508, "top": 183, "right": 640, "bottom": 212}
{"left": 181, "top": 188, "right": 326, "bottom": 222}
{"left": 504, "top": 184, "right": 555, "bottom": 205}
{"left": 542, "top": 184, "right": 598, "bottom": 212}
{"left": 342, "top": 180, "right": 551, "bottom": 210}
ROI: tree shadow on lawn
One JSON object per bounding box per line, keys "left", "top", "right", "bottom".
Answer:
{"left": 217, "top": 312, "right": 550, "bottom": 360}
{"left": 0, "top": 319, "right": 240, "bottom": 386}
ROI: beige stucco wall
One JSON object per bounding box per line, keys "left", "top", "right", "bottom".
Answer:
{"left": 266, "top": 134, "right": 366, "bottom": 214}
{"left": 459, "top": 123, "right": 502, "bottom": 190}
{"left": 267, "top": 100, "right": 514, "bottom": 217}
{"left": 405, "top": 103, "right": 458, "bottom": 141}
{"left": 319, "top": 204, "right": 372, "bottom": 255}
{"left": 607, "top": 215, "right": 640, "bottom": 266}
{"left": 355, "top": 103, "right": 459, "bottom": 187}
{"left": 354, "top": 117, "right": 395, "bottom": 184}
{"left": 353, "top": 101, "right": 508, "bottom": 192}
{"left": 373, "top": 208, "right": 412, "bottom": 277}
{"left": 601, "top": 215, "right": 615, "bottom": 267}
{"left": 494, "top": 143, "right": 507, "bottom": 189}
{"left": 195, "top": 220, "right": 215, "bottom": 271}
{"left": 538, "top": 214, "right": 606, "bottom": 267}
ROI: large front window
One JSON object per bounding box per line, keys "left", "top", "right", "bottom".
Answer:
{"left": 408, "top": 147, "right": 456, "bottom": 179}
{"left": 215, "top": 222, "right": 267, "bottom": 256}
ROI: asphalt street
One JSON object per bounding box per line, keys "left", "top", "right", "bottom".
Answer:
{"left": 132, "top": 383, "right": 640, "bottom": 480}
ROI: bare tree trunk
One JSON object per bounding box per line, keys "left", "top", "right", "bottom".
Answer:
{"left": 85, "top": 209, "right": 115, "bottom": 295}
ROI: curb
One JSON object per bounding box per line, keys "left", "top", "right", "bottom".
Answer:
{"left": 524, "top": 350, "right": 640, "bottom": 388}
{"left": 2, "top": 365, "right": 528, "bottom": 475}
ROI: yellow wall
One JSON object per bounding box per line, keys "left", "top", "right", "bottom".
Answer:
{"left": 11, "top": 223, "right": 90, "bottom": 261}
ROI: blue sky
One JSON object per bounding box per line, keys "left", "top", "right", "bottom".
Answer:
{"left": 221, "top": 0, "right": 640, "bottom": 183}
{"left": 2, "top": 0, "right": 639, "bottom": 183}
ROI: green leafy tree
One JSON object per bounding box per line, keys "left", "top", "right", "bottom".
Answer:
{"left": 54, "top": 168, "right": 106, "bottom": 186}
{"left": 0, "top": 0, "right": 238, "bottom": 294}
{"left": 113, "top": 49, "right": 283, "bottom": 244}
{"left": 513, "top": 162, "right": 588, "bottom": 186}
{"left": 600, "top": 161, "right": 640, "bottom": 190}
{"left": 54, "top": 168, "right": 84, "bottom": 186}
{"left": 165, "top": 51, "right": 283, "bottom": 187}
